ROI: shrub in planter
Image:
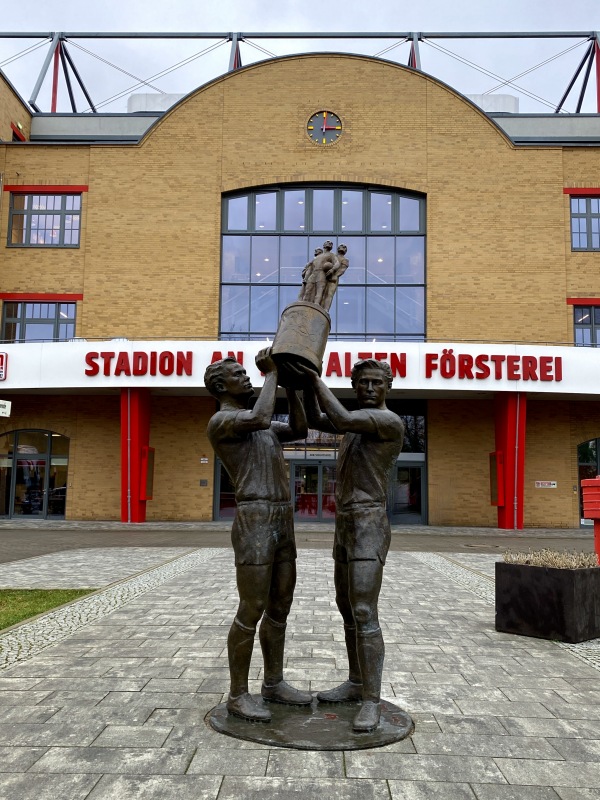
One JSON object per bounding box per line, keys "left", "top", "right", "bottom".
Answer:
{"left": 495, "top": 549, "right": 600, "bottom": 643}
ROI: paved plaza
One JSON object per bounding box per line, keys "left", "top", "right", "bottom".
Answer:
{"left": 0, "top": 536, "right": 599, "bottom": 798}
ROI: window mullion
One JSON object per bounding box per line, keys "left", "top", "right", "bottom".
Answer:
{"left": 333, "top": 188, "right": 341, "bottom": 235}
{"left": 59, "top": 195, "right": 67, "bottom": 246}
{"left": 306, "top": 190, "right": 314, "bottom": 234}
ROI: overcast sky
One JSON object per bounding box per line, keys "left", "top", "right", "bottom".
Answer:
{"left": 0, "top": 1, "right": 598, "bottom": 114}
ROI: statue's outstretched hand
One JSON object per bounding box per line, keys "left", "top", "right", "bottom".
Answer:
{"left": 295, "top": 362, "right": 320, "bottom": 385}
{"left": 255, "top": 347, "right": 276, "bottom": 374}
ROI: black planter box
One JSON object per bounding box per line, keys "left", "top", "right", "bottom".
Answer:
{"left": 495, "top": 562, "right": 600, "bottom": 643}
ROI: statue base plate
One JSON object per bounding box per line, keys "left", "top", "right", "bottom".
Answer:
{"left": 206, "top": 696, "right": 414, "bottom": 751}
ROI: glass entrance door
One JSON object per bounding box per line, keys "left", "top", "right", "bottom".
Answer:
{"left": 388, "top": 464, "right": 425, "bottom": 524}
{"left": 292, "top": 461, "right": 336, "bottom": 522}
{"left": 0, "top": 430, "right": 70, "bottom": 519}
{"left": 14, "top": 458, "right": 47, "bottom": 516}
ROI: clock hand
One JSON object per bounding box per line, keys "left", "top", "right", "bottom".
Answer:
{"left": 321, "top": 111, "right": 327, "bottom": 132}
{"left": 323, "top": 115, "right": 340, "bottom": 130}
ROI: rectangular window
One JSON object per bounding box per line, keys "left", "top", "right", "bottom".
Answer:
{"left": 573, "top": 305, "right": 600, "bottom": 346}
{"left": 8, "top": 193, "right": 81, "bottom": 247}
{"left": 1, "top": 301, "right": 76, "bottom": 342}
{"left": 571, "top": 198, "right": 600, "bottom": 251}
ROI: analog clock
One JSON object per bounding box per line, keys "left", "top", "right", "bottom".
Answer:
{"left": 307, "top": 111, "right": 343, "bottom": 145}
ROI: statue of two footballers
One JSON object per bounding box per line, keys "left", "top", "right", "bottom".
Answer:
{"left": 205, "top": 351, "right": 403, "bottom": 732}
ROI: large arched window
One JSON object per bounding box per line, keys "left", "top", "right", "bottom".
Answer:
{"left": 220, "top": 185, "right": 425, "bottom": 341}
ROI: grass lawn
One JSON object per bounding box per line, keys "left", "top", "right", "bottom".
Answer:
{"left": 0, "top": 589, "right": 95, "bottom": 631}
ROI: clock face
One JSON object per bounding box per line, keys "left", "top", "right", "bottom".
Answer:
{"left": 307, "top": 111, "right": 343, "bottom": 145}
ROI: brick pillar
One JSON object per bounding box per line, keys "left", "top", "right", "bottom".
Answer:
{"left": 494, "top": 392, "right": 527, "bottom": 530}
{"left": 120, "top": 388, "right": 151, "bottom": 523}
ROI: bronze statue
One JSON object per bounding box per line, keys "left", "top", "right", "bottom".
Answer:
{"left": 298, "top": 240, "right": 349, "bottom": 310}
{"left": 322, "top": 243, "right": 349, "bottom": 312}
{"left": 204, "top": 352, "right": 312, "bottom": 722}
{"left": 301, "top": 359, "right": 404, "bottom": 731}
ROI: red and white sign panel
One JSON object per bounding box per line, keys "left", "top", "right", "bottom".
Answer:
{"left": 0, "top": 340, "right": 598, "bottom": 397}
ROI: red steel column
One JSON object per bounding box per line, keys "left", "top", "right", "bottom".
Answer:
{"left": 494, "top": 392, "right": 527, "bottom": 530}
{"left": 51, "top": 41, "right": 61, "bottom": 113}
{"left": 120, "top": 388, "right": 151, "bottom": 523}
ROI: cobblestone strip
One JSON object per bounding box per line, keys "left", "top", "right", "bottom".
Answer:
{"left": 410, "top": 551, "right": 600, "bottom": 672}
{"left": 0, "top": 548, "right": 220, "bottom": 671}
{"left": 410, "top": 552, "right": 496, "bottom": 603}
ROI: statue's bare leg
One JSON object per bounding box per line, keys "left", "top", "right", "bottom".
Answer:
{"left": 348, "top": 558, "right": 385, "bottom": 731}
{"left": 313, "top": 278, "right": 328, "bottom": 307}
{"left": 303, "top": 282, "right": 316, "bottom": 303}
{"left": 227, "top": 563, "right": 273, "bottom": 721}
{"left": 316, "top": 560, "right": 363, "bottom": 702}
{"left": 260, "top": 559, "right": 312, "bottom": 705}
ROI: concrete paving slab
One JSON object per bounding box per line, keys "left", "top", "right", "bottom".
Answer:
{"left": 217, "top": 775, "right": 391, "bottom": 799}
{"left": 85, "top": 774, "right": 222, "bottom": 799}
{"left": 494, "top": 758, "right": 600, "bottom": 788}
{"left": 28, "top": 745, "right": 196, "bottom": 774}
{"left": 186, "top": 748, "right": 268, "bottom": 775}
{"left": 471, "top": 787, "right": 561, "bottom": 800}
{"left": 345, "top": 752, "right": 507, "bottom": 782}
{"left": 0, "top": 773, "right": 102, "bottom": 800}
{"left": 388, "top": 781, "right": 478, "bottom": 799}
{"left": 263, "top": 749, "right": 344, "bottom": 777}
{"left": 411, "top": 732, "right": 563, "bottom": 759}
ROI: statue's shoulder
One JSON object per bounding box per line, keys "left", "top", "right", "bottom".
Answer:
{"left": 368, "top": 408, "right": 404, "bottom": 441}
{"left": 207, "top": 408, "right": 239, "bottom": 441}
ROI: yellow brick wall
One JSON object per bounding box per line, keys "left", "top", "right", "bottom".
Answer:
{"left": 147, "top": 396, "right": 216, "bottom": 521}
{"left": 427, "top": 399, "right": 497, "bottom": 527}
{"left": 0, "top": 76, "right": 30, "bottom": 143}
{"left": 0, "top": 146, "right": 90, "bottom": 297}
{"left": 524, "top": 399, "right": 576, "bottom": 528}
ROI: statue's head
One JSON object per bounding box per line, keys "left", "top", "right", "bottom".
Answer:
{"left": 350, "top": 358, "right": 393, "bottom": 398}
{"left": 314, "top": 247, "right": 323, "bottom": 256}
{"left": 204, "top": 357, "right": 253, "bottom": 399}
{"left": 337, "top": 243, "right": 348, "bottom": 256}
{"left": 322, "top": 240, "right": 334, "bottom": 252}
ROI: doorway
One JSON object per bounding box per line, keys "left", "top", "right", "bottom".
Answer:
{"left": 291, "top": 461, "right": 337, "bottom": 522}
{"left": 0, "top": 430, "right": 70, "bottom": 518}
{"left": 388, "top": 462, "right": 426, "bottom": 524}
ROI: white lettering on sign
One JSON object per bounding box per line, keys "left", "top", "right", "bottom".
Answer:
{"left": 0, "top": 353, "right": 7, "bottom": 381}
{"left": 535, "top": 481, "right": 557, "bottom": 488}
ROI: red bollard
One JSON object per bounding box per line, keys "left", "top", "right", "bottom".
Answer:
{"left": 581, "top": 477, "right": 600, "bottom": 560}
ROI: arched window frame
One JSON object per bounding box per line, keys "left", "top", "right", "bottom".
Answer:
{"left": 220, "top": 184, "right": 426, "bottom": 342}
